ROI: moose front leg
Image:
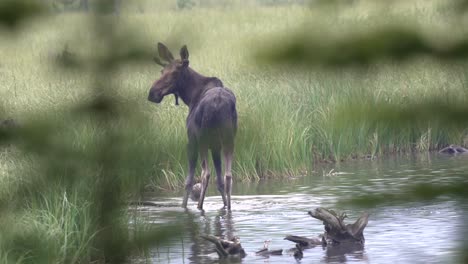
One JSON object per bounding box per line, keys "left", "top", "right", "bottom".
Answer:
{"left": 182, "top": 142, "right": 198, "bottom": 208}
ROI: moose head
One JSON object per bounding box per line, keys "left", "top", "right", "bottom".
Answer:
{"left": 148, "top": 42, "right": 189, "bottom": 105}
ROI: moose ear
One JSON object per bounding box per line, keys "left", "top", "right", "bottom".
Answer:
{"left": 180, "top": 45, "right": 189, "bottom": 67}
{"left": 157, "top": 42, "right": 174, "bottom": 62}
{"left": 180, "top": 45, "right": 189, "bottom": 60}
{"left": 153, "top": 56, "right": 166, "bottom": 67}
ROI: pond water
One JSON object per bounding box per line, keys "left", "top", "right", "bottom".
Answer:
{"left": 134, "top": 154, "right": 468, "bottom": 264}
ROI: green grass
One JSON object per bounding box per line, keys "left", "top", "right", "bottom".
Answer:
{"left": 1, "top": 0, "right": 467, "bottom": 183}
{"left": 0, "top": 1, "right": 467, "bottom": 262}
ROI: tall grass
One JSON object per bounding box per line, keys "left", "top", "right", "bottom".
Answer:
{"left": 2, "top": 1, "right": 467, "bottom": 185}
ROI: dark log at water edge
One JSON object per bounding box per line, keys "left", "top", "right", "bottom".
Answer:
{"left": 438, "top": 144, "right": 468, "bottom": 155}
{"left": 308, "top": 207, "right": 369, "bottom": 245}
{"left": 285, "top": 207, "right": 369, "bottom": 254}
{"left": 201, "top": 235, "right": 246, "bottom": 259}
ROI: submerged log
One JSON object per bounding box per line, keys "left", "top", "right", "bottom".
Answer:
{"left": 285, "top": 207, "right": 369, "bottom": 252}
{"left": 293, "top": 244, "right": 303, "bottom": 260}
{"left": 439, "top": 144, "right": 468, "bottom": 154}
{"left": 308, "top": 207, "right": 369, "bottom": 245}
{"left": 201, "top": 235, "right": 246, "bottom": 258}
{"left": 284, "top": 235, "right": 322, "bottom": 248}
{"left": 255, "top": 240, "right": 283, "bottom": 256}
{"left": 255, "top": 248, "right": 283, "bottom": 256}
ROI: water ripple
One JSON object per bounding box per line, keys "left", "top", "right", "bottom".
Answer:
{"left": 135, "top": 154, "right": 468, "bottom": 264}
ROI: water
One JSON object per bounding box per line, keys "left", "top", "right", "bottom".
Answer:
{"left": 134, "top": 154, "right": 468, "bottom": 263}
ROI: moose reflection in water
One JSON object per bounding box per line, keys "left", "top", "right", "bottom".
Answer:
{"left": 182, "top": 209, "right": 238, "bottom": 263}
{"left": 148, "top": 43, "right": 238, "bottom": 210}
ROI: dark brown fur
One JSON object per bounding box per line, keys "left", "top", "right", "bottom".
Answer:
{"left": 148, "top": 43, "right": 237, "bottom": 210}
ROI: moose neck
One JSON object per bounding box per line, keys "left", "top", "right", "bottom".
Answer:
{"left": 176, "top": 67, "right": 223, "bottom": 110}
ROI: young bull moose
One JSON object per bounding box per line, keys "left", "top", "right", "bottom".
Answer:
{"left": 148, "top": 43, "right": 238, "bottom": 210}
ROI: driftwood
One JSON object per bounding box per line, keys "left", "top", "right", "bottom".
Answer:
{"left": 201, "top": 235, "right": 246, "bottom": 258}
{"left": 308, "top": 207, "right": 369, "bottom": 246}
{"left": 255, "top": 248, "right": 283, "bottom": 257}
{"left": 293, "top": 244, "right": 303, "bottom": 260}
{"left": 255, "top": 240, "right": 283, "bottom": 257}
{"left": 285, "top": 208, "right": 369, "bottom": 250}
{"left": 284, "top": 235, "right": 322, "bottom": 248}
{"left": 283, "top": 208, "right": 368, "bottom": 261}
{"left": 439, "top": 144, "right": 468, "bottom": 154}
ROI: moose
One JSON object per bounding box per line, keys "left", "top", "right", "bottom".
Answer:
{"left": 148, "top": 43, "right": 238, "bottom": 210}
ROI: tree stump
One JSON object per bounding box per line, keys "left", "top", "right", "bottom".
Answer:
{"left": 308, "top": 207, "right": 369, "bottom": 246}
{"left": 285, "top": 208, "right": 369, "bottom": 248}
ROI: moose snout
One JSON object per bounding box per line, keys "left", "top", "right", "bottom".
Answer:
{"left": 148, "top": 90, "right": 163, "bottom": 103}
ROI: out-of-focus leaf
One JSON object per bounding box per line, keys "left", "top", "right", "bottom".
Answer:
{"left": 94, "top": 0, "right": 120, "bottom": 14}
{"left": 342, "top": 182, "right": 468, "bottom": 208}
{"left": 0, "top": 0, "right": 45, "bottom": 30}
{"left": 99, "top": 31, "right": 156, "bottom": 69}
{"left": 258, "top": 26, "right": 468, "bottom": 68}
{"left": 74, "top": 95, "right": 118, "bottom": 117}
{"left": 0, "top": 118, "right": 19, "bottom": 144}
{"left": 333, "top": 100, "right": 468, "bottom": 130}
{"left": 101, "top": 45, "right": 154, "bottom": 70}
{"left": 455, "top": 0, "right": 468, "bottom": 11}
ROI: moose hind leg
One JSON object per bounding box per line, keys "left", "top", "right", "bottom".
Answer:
{"left": 223, "top": 149, "right": 233, "bottom": 210}
{"left": 183, "top": 142, "right": 198, "bottom": 208}
{"left": 197, "top": 149, "right": 210, "bottom": 210}
{"left": 212, "top": 149, "right": 227, "bottom": 207}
